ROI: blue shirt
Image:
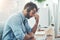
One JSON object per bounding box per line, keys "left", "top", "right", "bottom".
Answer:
{"left": 2, "top": 12, "right": 32, "bottom": 40}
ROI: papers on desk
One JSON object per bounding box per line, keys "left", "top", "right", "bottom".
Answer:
{"left": 35, "top": 31, "right": 46, "bottom": 40}
{"left": 35, "top": 31, "right": 45, "bottom": 35}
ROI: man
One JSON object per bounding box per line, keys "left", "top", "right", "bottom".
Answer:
{"left": 2, "top": 2, "right": 39, "bottom": 40}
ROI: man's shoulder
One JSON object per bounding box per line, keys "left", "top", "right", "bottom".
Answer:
{"left": 6, "top": 12, "right": 22, "bottom": 23}
{"left": 8, "top": 12, "right": 22, "bottom": 20}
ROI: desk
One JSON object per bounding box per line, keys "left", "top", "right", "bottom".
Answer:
{"left": 46, "top": 35, "right": 53, "bottom": 40}
{"left": 35, "top": 27, "right": 55, "bottom": 40}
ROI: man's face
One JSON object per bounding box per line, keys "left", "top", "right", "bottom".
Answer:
{"left": 26, "top": 8, "right": 37, "bottom": 19}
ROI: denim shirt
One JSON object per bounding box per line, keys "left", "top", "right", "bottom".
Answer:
{"left": 2, "top": 12, "right": 32, "bottom": 40}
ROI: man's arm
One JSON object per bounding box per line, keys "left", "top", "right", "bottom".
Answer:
{"left": 24, "top": 14, "right": 39, "bottom": 40}
{"left": 8, "top": 16, "right": 35, "bottom": 40}
{"left": 27, "top": 14, "right": 39, "bottom": 40}
{"left": 29, "top": 14, "right": 39, "bottom": 34}
{"left": 24, "top": 34, "right": 34, "bottom": 40}
{"left": 9, "top": 22, "right": 34, "bottom": 40}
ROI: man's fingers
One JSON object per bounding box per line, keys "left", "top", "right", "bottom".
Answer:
{"left": 34, "top": 14, "right": 39, "bottom": 20}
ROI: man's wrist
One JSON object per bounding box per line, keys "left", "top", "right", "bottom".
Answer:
{"left": 30, "top": 36, "right": 34, "bottom": 39}
{"left": 29, "top": 32, "right": 34, "bottom": 38}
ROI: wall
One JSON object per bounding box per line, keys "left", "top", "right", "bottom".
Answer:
{"left": 0, "top": 0, "right": 30, "bottom": 24}
{"left": 0, "top": 0, "right": 57, "bottom": 28}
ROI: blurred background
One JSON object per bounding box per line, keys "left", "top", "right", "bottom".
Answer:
{"left": 0, "top": 0, "right": 60, "bottom": 40}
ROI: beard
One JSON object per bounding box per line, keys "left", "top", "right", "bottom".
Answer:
{"left": 25, "top": 12, "right": 30, "bottom": 19}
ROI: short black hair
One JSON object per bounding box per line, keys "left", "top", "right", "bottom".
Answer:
{"left": 24, "top": 2, "right": 38, "bottom": 12}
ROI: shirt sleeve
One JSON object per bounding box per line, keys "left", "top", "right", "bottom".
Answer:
{"left": 24, "top": 19, "right": 32, "bottom": 34}
{"left": 8, "top": 16, "right": 25, "bottom": 40}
